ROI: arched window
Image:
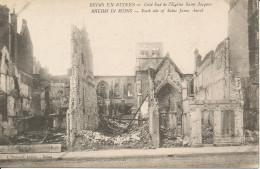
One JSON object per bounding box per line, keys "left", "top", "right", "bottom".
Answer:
{"left": 97, "top": 81, "right": 108, "bottom": 98}
{"left": 127, "top": 83, "right": 133, "bottom": 97}
{"left": 114, "top": 84, "right": 119, "bottom": 96}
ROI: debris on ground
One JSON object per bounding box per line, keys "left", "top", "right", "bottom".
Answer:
{"left": 99, "top": 117, "right": 128, "bottom": 135}
{"left": 74, "top": 118, "right": 191, "bottom": 151}
{"left": 10, "top": 128, "right": 67, "bottom": 151}
{"left": 73, "top": 122, "right": 154, "bottom": 151}
{"left": 245, "top": 130, "right": 259, "bottom": 145}
{"left": 160, "top": 126, "right": 187, "bottom": 147}
{"left": 202, "top": 125, "right": 213, "bottom": 144}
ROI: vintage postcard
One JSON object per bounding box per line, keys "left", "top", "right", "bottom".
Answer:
{"left": 0, "top": 0, "right": 258, "bottom": 168}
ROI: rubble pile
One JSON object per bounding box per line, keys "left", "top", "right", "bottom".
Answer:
{"left": 161, "top": 127, "right": 176, "bottom": 147}
{"left": 160, "top": 126, "right": 192, "bottom": 147}
{"left": 10, "top": 128, "right": 67, "bottom": 150}
{"left": 99, "top": 117, "right": 128, "bottom": 135}
{"left": 73, "top": 122, "right": 154, "bottom": 151}
{"left": 160, "top": 127, "right": 180, "bottom": 147}
{"left": 245, "top": 130, "right": 259, "bottom": 144}
{"left": 11, "top": 130, "right": 44, "bottom": 144}
{"left": 202, "top": 125, "right": 213, "bottom": 144}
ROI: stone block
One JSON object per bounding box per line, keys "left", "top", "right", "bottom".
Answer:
{"left": 0, "top": 144, "right": 61, "bottom": 153}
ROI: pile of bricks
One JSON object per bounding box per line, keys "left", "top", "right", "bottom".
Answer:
{"left": 245, "top": 130, "right": 259, "bottom": 144}
{"left": 202, "top": 125, "right": 214, "bottom": 144}
{"left": 73, "top": 122, "right": 154, "bottom": 151}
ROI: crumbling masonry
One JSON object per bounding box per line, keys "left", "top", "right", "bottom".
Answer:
{"left": 0, "top": 6, "right": 52, "bottom": 144}
{"left": 66, "top": 25, "right": 99, "bottom": 146}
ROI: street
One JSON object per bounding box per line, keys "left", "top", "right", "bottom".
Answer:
{"left": 1, "top": 152, "right": 258, "bottom": 168}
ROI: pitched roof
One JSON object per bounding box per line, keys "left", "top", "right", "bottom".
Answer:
{"left": 154, "top": 54, "right": 183, "bottom": 77}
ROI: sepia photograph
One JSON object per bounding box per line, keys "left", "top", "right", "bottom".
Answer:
{"left": 0, "top": 0, "right": 258, "bottom": 168}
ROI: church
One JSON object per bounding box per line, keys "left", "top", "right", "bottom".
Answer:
{"left": 94, "top": 42, "right": 192, "bottom": 136}
{"left": 0, "top": 0, "right": 257, "bottom": 148}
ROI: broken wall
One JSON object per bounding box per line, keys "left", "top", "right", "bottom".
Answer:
{"left": 0, "top": 8, "right": 51, "bottom": 142}
{"left": 67, "top": 25, "right": 99, "bottom": 146}
{"left": 17, "top": 19, "right": 33, "bottom": 75}
{"left": 188, "top": 38, "right": 245, "bottom": 146}
{"left": 194, "top": 39, "right": 231, "bottom": 101}
{"left": 94, "top": 76, "right": 136, "bottom": 113}
{"left": 49, "top": 76, "right": 70, "bottom": 129}
{"left": 0, "top": 47, "right": 33, "bottom": 141}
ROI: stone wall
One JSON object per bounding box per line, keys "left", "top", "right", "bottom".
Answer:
{"left": 244, "top": 0, "right": 259, "bottom": 130}
{"left": 186, "top": 38, "right": 246, "bottom": 146}
{"left": 187, "top": 101, "right": 244, "bottom": 146}
{"left": 95, "top": 76, "right": 136, "bottom": 103}
{"left": 0, "top": 45, "right": 50, "bottom": 143}
{"left": 0, "top": 5, "right": 9, "bottom": 53}
{"left": 182, "top": 74, "right": 194, "bottom": 138}
{"left": 194, "top": 39, "right": 231, "bottom": 101}
{"left": 66, "top": 25, "right": 99, "bottom": 146}
{"left": 48, "top": 76, "right": 70, "bottom": 129}
{"left": 136, "top": 58, "right": 163, "bottom": 71}
{"left": 50, "top": 76, "right": 70, "bottom": 114}
{"left": 136, "top": 71, "right": 149, "bottom": 103}
{"left": 228, "top": 0, "right": 249, "bottom": 78}
{"left": 17, "top": 19, "right": 33, "bottom": 75}
{"left": 94, "top": 76, "right": 136, "bottom": 117}
{"left": 135, "top": 42, "right": 164, "bottom": 58}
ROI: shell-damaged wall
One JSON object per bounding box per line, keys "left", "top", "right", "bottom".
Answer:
{"left": 0, "top": 6, "right": 52, "bottom": 143}
{"left": 66, "top": 25, "right": 98, "bottom": 146}
{"left": 184, "top": 39, "right": 244, "bottom": 146}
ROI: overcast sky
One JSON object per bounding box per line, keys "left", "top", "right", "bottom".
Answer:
{"left": 0, "top": 0, "right": 229, "bottom": 75}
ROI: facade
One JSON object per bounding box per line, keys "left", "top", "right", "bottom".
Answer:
{"left": 183, "top": 39, "right": 244, "bottom": 146}
{"left": 181, "top": 0, "right": 259, "bottom": 146}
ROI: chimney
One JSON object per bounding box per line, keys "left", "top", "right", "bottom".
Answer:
{"left": 194, "top": 49, "right": 201, "bottom": 70}
{"left": 10, "top": 8, "right": 17, "bottom": 62}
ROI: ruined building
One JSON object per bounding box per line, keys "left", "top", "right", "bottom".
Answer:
{"left": 183, "top": 39, "right": 244, "bottom": 146}
{"left": 0, "top": 6, "right": 53, "bottom": 144}
{"left": 67, "top": 0, "right": 258, "bottom": 147}
{"left": 0, "top": 0, "right": 258, "bottom": 148}
{"left": 66, "top": 25, "right": 98, "bottom": 146}
{"left": 0, "top": 6, "right": 71, "bottom": 144}
{"left": 181, "top": 0, "right": 259, "bottom": 146}
{"left": 94, "top": 42, "right": 192, "bottom": 147}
